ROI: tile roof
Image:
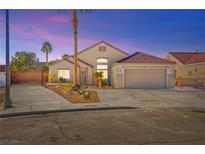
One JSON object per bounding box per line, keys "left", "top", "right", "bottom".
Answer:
{"left": 69, "top": 56, "right": 93, "bottom": 68}
{"left": 35, "top": 62, "right": 46, "bottom": 70}
{"left": 169, "top": 52, "right": 205, "bottom": 65}
{"left": 48, "top": 58, "right": 80, "bottom": 67}
{"left": 117, "top": 52, "right": 175, "bottom": 64}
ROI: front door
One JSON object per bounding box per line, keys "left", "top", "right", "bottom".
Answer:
{"left": 80, "top": 68, "right": 88, "bottom": 84}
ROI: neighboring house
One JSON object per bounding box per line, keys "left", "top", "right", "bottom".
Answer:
{"left": 49, "top": 41, "right": 128, "bottom": 84}
{"left": 35, "top": 62, "right": 47, "bottom": 70}
{"left": 0, "top": 65, "right": 6, "bottom": 87}
{"left": 0, "top": 65, "right": 5, "bottom": 72}
{"left": 112, "top": 52, "right": 176, "bottom": 89}
{"left": 167, "top": 52, "right": 205, "bottom": 87}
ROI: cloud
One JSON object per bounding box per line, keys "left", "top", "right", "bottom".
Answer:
{"left": 47, "top": 15, "right": 71, "bottom": 24}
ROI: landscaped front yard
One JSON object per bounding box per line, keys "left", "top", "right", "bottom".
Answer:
{"left": 45, "top": 84, "right": 100, "bottom": 104}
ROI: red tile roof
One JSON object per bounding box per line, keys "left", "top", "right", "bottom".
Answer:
{"left": 169, "top": 52, "right": 205, "bottom": 65}
{"left": 117, "top": 52, "right": 175, "bottom": 64}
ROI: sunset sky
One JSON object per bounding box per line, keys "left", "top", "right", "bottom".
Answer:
{"left": 0, "top": 9, "right": 205, "bottom": 64}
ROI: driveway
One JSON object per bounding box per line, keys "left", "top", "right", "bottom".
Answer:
{"left": 97, "top": 88, "right": 205, "bottom": 108}
{"left": 3, "top": 85, "right": 72, "bottom": 113}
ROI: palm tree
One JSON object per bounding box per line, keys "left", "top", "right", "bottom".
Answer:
{"left": 59, "top": 9, "right": 91, "bottom": 86}
{"left": 5, "top": 9, "right": 12, "bottom": 108}
{"left": 93, "top": 71, "right": 104, "bottom": 88}
{"left": 41, "top": 41, "right": 53, "bottom": 66}
{"left": 72, "top": 10, "right": 78, "bottom": 86}
{"left": 62, "top": 54, "right": 69, "bottom": 59}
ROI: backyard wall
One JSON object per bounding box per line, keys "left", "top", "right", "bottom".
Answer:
{"left": 11, "top": 71, "right": 48, "bottom": 85}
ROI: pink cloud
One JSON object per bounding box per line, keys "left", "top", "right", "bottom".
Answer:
{"left": 47, "top": 15, "right": 71, "bottom": 24}
{"left": 10, "top": 22, "right": 100, "bottom": 53}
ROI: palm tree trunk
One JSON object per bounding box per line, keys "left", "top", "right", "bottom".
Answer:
{"left": 5, "top": 9, "right": 12, "bottom": 108}
{"left": 46, "top": 52, "right": 48, "bottom": 66}
{"left": 72, "top": 9, "right": 78, "bottom": 85}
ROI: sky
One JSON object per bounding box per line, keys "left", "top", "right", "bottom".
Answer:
{"left": 1, "top": 9, "right": 205, "bottom": 64}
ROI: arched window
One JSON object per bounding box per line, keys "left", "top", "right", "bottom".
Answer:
{"left": 97, "top": 58, "right": 108, "bottom": 79}
{"left": 97, "top": 58, "right": 108, "bottom": 63}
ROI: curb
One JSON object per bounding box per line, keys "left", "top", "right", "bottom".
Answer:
{"left": 0, "top": 106, "right": 135, "bottom": 118}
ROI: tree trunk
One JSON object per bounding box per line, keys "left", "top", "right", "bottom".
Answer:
{"left": 72, "top": 9, "right": 78, "bottom": 86}
{"left": 99, "top": 80, "right": 102, "bottom": 89}
{"left": 5, "top": 9, "right": 12, "bottom": 108}
{"left": 46, "top": 52, "right": 48, "bottom": 66}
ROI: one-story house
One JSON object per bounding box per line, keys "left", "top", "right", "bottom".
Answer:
{"left": 166, "top": 52, "right": 205, "bottom": 87}
{"left": 48, "top": 41, "right": 176, "bottom": 88}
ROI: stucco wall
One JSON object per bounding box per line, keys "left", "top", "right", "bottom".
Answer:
{"left": 78, "top": 42, "right": 128, "bottom": 83}
{"left": 69, "top": 57, "right": 93, "bottom": 84}
{"left": 49, "top": 60, "right": 77, "bottom": 83}
{"left": 49, "top": 59, "right": 93, "bottom": 84}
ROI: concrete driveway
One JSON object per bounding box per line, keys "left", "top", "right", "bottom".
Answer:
{"left": 98, "top": 88, "right": 205, "bottom": 108}
{"left": 5, "top": 85, "right": 72, "bottom": 113}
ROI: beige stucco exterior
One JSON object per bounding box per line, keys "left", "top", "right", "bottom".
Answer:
{"left": 112, "top": 63, "right": 175, "bottom": 89}
{"left": 48, "top": 59, "right": 93, "bottom": 84}
{"left": 167, "top": 54, "right": 205, "bottom": 87}
{"left": 78, "top": 42, "right": 128, "bottom": 83}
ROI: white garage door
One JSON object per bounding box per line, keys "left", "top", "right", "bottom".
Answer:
{"left": 125, "top": 69, "right": 166, "bottom": 89}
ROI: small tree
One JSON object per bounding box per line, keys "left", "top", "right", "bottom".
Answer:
{"left": 93, "top": 71, "right": 104, "bottom": 88}
{"left": 41, "top": 41, "right": 53, "bottom": 66}
{"left": 10, "top": 51, "right": 39, "bottom": 71}
{"left": 62, "top": 54, "right": 69, "bottom": 59}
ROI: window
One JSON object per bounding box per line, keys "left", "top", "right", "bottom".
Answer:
{"left": 97, "top": 58, "right": 108, "bottom": 79}
{"left": 98, "top": 46, "right": 106, "bottom": 52}
{"left": 97, "top": 70, "right": 108, "bottom": 79}
{"left": 58, "top": 69, "right": 70, "bottom": 79}
{"left": 97, "top": 65, "right": 108, "bottom": 69}
{"left": 97, "top": 58, "right": 108, "bottom": 63}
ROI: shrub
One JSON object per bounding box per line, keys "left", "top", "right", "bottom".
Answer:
{"left": 58, "top": 77, "right": 66, "bottom": 83}
{"left": 101, "top": 80, "right": 109, "bottom": 87}
{"left": 42, "top": 66, "right": 49, "bottom": 71}
{"left": 49, "top": 73, "right": 57, "bottom": 82}
{"left": 81, "top": 91, "right": 90, "bottom": 99}
{"left": 61, "top": 83, "right": 72, "bottom": 93}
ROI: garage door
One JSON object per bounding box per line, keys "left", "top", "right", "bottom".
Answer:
{"left": 125, "top": 69, "right": 166, "bottom": 89}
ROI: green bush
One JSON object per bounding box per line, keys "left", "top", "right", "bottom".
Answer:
{"left": 81, "top": 91, "right": 90, "bottom": 99}
{"left": 49, "top": 73, "right": 57, "bottom": 82}
{"left": 42, "top": 66, "right": 49, "bottom": 71}
{"left": 61, "top": 83, "right": 72, "bottom": 93}
{"left": 59, "top": 77, "right": 66, "bottom": 83}
{"left": 101, "top": 80, "right": 109, "bottom": 87}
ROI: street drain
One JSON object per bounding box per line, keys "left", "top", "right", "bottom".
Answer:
{"left": 192, "top": 110, "right": 205, "bottom": 113}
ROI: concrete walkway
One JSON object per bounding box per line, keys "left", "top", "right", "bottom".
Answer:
{"left": 0, "top": 85, "right": 75, "bottom": 114}
{"left": 1, "top": 85, "right": 205, "bottom": 116}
